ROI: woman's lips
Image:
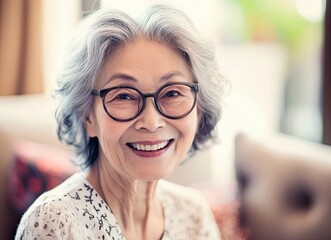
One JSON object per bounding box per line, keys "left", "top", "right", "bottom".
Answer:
{"left": 128, "top": 140, "right": 170, "bottom": 151}
{"left": 127, "top": 139, "right": 174, "bottom": 157}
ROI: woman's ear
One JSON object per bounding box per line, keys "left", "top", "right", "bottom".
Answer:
{"left": 85, "top": 111, "right": 97, "bottom": 138}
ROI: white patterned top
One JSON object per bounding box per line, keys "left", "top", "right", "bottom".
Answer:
{"left": 15, "top": 172, "right": 221, "bottom": 240}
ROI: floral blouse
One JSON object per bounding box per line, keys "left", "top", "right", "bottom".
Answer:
{"left": 15, "top": 172, "right": 221, "bottom": 239}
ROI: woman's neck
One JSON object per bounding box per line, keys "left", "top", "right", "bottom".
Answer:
{"left": 86, "top": 159, "right": 164, "bottom": 240}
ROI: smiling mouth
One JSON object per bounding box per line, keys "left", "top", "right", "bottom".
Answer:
{"left": 127, "top": 140, "right": 173, "bottom": 151}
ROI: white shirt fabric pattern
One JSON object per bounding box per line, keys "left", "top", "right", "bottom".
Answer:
{"left": 15, "top": 172, "right": 221, "bottom": 239}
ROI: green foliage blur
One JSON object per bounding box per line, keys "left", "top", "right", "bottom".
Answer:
{"left": 232, "top": 0, "right": 323, "bottom": 51}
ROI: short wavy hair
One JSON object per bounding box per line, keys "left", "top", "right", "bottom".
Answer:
{"left": 55, "top": 5, "right": 227, "bottom": 168}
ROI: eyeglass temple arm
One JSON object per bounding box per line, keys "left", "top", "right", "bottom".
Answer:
{"left": 91, "top": 89, "right": 101, "bottom": 96}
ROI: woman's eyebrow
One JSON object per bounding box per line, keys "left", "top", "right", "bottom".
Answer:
{"left": 104, "top": 73, "right": 138, "bottom": 86}
{"left": 104, "top": 71, "right": 185, "bottom": 86}
{"left": 160, "top": 71, "right": 185, "bottom": 81}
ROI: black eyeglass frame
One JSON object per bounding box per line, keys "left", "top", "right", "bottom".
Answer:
{"left": 91, "top": 82, "right": 199, "bottom": 122}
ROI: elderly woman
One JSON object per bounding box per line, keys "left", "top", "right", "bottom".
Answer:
{"left": 16, "top": 5, "right": 226, "bottom": 240}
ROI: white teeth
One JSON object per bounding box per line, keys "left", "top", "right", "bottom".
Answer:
{"left": 130, "top": 141, "right": 169, "bottom": 151}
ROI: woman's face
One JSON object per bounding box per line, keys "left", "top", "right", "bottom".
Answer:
{"left": 85, "top": 38, "right": 198, "bottom": 181}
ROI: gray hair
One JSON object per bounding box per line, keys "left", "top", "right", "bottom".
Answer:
{"left": 55, "top": 5, "right": 227, "bottom": 168}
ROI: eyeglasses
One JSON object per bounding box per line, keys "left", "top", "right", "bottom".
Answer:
{"left": 91, "top": 82, "right": 199, "bottom": 122}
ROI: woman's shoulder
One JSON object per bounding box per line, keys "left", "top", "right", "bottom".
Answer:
{"left": 15, "top": 172, "right": 117, "bottom": 239}
{"left": 14, "top": 173, "right": 81, "bottom": 238}
{"left": 158, "top": 180, "right": 221, "bottom": 239}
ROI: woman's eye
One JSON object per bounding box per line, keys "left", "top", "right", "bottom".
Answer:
{"left": 109, "top": 93, "right": 138, "bottom": 102}
{"left": 115, "top": 94, "right": 132, "bottom": 100}
{"left": 164, "top": 90, "right": 181, "bottom": 98}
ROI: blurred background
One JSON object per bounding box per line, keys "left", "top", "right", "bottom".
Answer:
{"left": 0, "top": 0, "right": 330, "bottom": 238}
{"left": 0, "top": 0, "right": 329, "bottom": 183}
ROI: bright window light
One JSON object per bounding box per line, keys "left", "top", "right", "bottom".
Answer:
{"left": 295, "top": 0, "right": 326, "bottom": 22}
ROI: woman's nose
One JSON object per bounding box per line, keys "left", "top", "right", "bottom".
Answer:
{"left": 134, "top": 98, "right": 166, "bottom": 132}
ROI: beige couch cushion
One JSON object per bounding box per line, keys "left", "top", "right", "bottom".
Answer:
{"left": 235, "top": 133, "right": 331, "bottom": 240}
{"left": 0, "top": 94, "right": 60, "bottom": 146}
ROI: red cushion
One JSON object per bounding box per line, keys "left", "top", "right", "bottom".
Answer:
{"left": 7, "top": 140, "right": 78, "bottom": 213}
